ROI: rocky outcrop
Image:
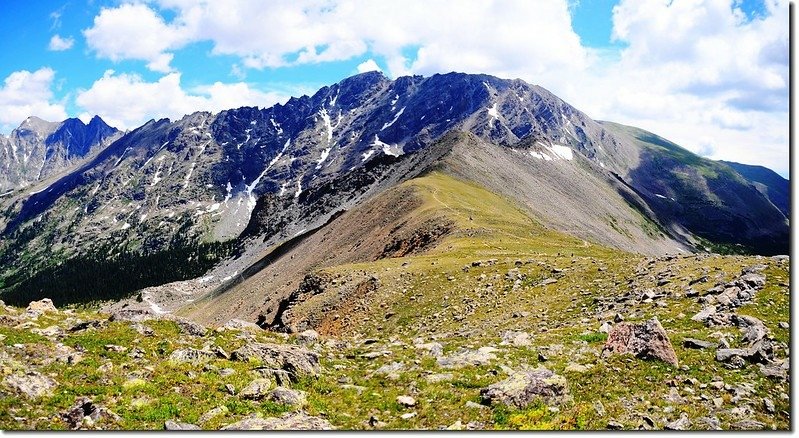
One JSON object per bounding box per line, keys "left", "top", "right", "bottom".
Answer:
{"left": 437, "top": 347, "right": 497, "bottom": 369}
{"left": 480, "top": 367, "right": 569, "bottom": 409}
{"left": 25, "top": 299, "right": 57, "bottom": 318}
{"left": 168, "top": 348, "right": 215, "bottom": 364}
{"left": 601, "top": 317, "right": 678, "bottom": 366}
{"left": 221, "top": 412, "right": 334, "bottom": 430}
{"left": 231, "top": 343, "right": 321, "bottom": 379}
{"left": 239, "top": 379, "right": 274, "bottom": 400}
{"left": 4, "top": 372, "right": 57, "bottom": 399}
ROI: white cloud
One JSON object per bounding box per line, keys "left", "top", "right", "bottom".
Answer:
{"left": 356, "top": 59, "right": 381, "bottom": 74}
{"left": 48, "top": 34, "right": 74, "bottom": 51}
{"left": 75, "top": 70, "right": 288, "bottom": 130}
{"left": 0, "top": 68, "right": 67, "bottom": 132}
{"left": 83, "top": 3, "right": 190, "bottom": 72}
{"left": 84, "top": 0, "right": 587, "bottom": 82}
{"left": 573, "top": 0, "right": 789, "bottom": 175}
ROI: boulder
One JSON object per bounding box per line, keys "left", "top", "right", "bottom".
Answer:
{"left": 25, "top": 299, "right": 57, "bottom": 318}
{"left": 414, "top": 342, "right": 444, "bottom": 357}
{"left": 164, "top": 420, "right": 201, "bottom": 430}
{"left": 232, "top": 343, "right": 320, "bottom": 379}
{"left": 682, "top": 338, "right": 716, "bottom": 349}
{"left": 500, "top": 331, "right": 532, "bottom": 347}
{"left": 4, "top": 372, "right": 57, "bottom": 399}
{"left": 168, "top": 348, "right": 215, "bottom": 364}
{"left": 480, "top": 367, "right": 569, "bottom": 409}
{"left": 172, "top": 317, "right": 207, "bottom": 337}
{"left": 691, "top": 306, "right": 716, "bottom": 323}
{"left": 296, "top": 330, "right": 320, "bottom": 345}
{"left": 601, "top": 317, "right": 679, "bottom": 366}
{"left": 221, "top": 412, "right": 334, "bottom": 430}
{"left": 253, "top": 368, "right": 293, "bottom": 386}
{"left": 664, "top": 413, "right": 691, "bottom": 430}
{"left": 396, "top": 395, "right": 416, "bottom": 407}
{"left": 267, "top": 387, "right": 308, "bottom": 407}
{"left": 220, "top": 319, "right": 263, "bottom": 333}
{"left": 239, "top": 379, "right": 274, "bottom": 400}
{"left": 437, "top": 347, "right": 497, "bottom": 369}
{"left": 61, "top": 397, "right": 108, "bottom": 429}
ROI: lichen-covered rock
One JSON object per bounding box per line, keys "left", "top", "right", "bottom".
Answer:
{"left": 172, "top": 317, "right": 207, "bottom": 337}
{"left": 164, "top": 420, "right": 201, "bottom": 430}
{"left": 480, "top": 367, "right": 569, "bottom": 409}
{"left": 168, "top": 348, "right": 215, "bottom": 364}
{"left": 437, "top": 347, "right": 497, "bottom": 369}
{"left": 267, "top": 387, "right": 308, "bottom": 407}
{"left": 25, "top": 299, "right": 57, "bottom": 318}
{"left": 231, "top": 343, "right": 320, "bottom": 379}
{"left": 239, "top": 379, "right": 274, "bottom": 400}
{"left": 601, "top": 317, "right": 678, "bottom": 366}
{"left": 4, "top": 371, "right": 57, "bottom": 399}
{"left": 221, "top": 412, "right": 334, "bottom": 430}
{"left": 220, "top": 319, "right": 263, "bottom": 333}
{"left": 500, "top": 330, "right": 532, "bottom": 347}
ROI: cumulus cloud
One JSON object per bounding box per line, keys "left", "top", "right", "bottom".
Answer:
{"left": 83, "top": 3, "right": 190, "bottom": 72}
{"left": 48, "top": 34, "right": 74, "bottom": 51}
{"left": 356, "top": 59, "right": 381, "bottom": 74}
{"left": 75, "top": 70, "right": 288, "bottom": 130}
{"left": 83, "top": 0, "right": 587, "bottom": 82}
{"left": 0, "top": 68, "right": 67, "bottom": 132}
{"left": 560, "top": 0, "right": 788, "bottom": 175}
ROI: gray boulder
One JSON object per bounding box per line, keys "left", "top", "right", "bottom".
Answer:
{"left": 4, "top": 372, "right": 57, "bottom": 399}
{"left": 239, "top": 379, "right": 274, "bottom": 400}
{"left": 164, "top": 420, "right": 201, "bottom": 430}
{"left": 480, "top": 367, "right": 569, "bottom": 409}
{"left": 168, "top": 348, "right": 215, "bottom": 364}
{"left": 172, "top": 317, "right": 207, "bottom": 337}
{"left": 267, "top": 387, "right": 308, "bottom": 407}
{"left": 232, "top": 343, "right": 321, "bottom": 380}
{"left": 221, "top": 412, "right": 334, "bottom": 430}
{"left": 437, "top": 347, "right": 497, "bottom": 369}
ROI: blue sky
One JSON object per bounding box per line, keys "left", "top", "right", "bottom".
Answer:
{"left": 0, "top": 0, "right": 789, "bottom": 176}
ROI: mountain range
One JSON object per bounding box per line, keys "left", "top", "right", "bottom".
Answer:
{"left": 0, "top": 71, "right": 789, "bottom": 314}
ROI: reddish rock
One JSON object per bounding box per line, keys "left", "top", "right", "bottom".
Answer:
{"left": 601, "top": 317, "right": 678, "bottom": 366}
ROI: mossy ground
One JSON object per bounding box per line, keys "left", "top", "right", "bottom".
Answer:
{"left": 0, "top": 172, "right": 789, "bottom": 430}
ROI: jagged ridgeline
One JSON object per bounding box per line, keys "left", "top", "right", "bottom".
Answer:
{"left": 0, "top": 71, "right": 789, "bottom": 306}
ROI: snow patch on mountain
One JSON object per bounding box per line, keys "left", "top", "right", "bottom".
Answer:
{"left": 372, "top": 135, "right": 403, "bottom": 157}
{"left": 381, "top": 106, "right": 405, "bottom": 131}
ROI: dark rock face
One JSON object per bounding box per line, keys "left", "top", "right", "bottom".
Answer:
{"left": 601, "top": 317, "right": 679, "bottom": 366}
{"left": 0, "top": 116, "right": 120, "bottom": 191}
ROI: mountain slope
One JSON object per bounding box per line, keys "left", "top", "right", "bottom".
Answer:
{"left": 177, "top": 170, "right": 607, "bottom": 328}
{"left": 0, "top": 72, "right": 789, "bottom": 305}
{"left": 0, "top": 116, "right": 120, "bottom": 192}
{"left": 719, "top": 160, "right": 789, "bottom": 218}
{"left": 600, "top": 121, "right": 789, "bottom": 255}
